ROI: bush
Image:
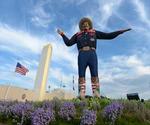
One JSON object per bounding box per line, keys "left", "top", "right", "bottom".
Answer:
{"left": 80, "top": 109, "right": 97, "bottom": 125}
{"left": 102, "top": 102, "right": 123, "bottom": 125}
{"left": 58, "top": 102, "right": 76, "bottom": 121}
{"left": 31, "top": 107, "right": 55, "bottom": 125}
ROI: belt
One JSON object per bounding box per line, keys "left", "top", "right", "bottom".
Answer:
{"left": 79, "top": 46, "right": 96, "bottom": 51}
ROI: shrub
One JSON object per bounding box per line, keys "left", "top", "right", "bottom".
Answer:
{"left": 58, "top": 102, "right": 76, "bottom": 121}
{"left": 88, "top": 98, "right": 101, "bottom": 111}
{"left": 121, "top": 100, "right": 138, "bottom": 113}
{"left": 122, "top": 100, "right": 150, "bottom": 122}
{"left": 31, "top": 107, "right": 55, "bottom": 125}
{"left": 80, "top": 109, "right": 97, "bottom": 125}
{"left": 0, "top": 101, "right": 16, "bottom": 117}
{"left": 11, "top": 102, "right": 34, "bottom": 124}
{"left": 103, "top": 102, "right": 123, "bottom": 125}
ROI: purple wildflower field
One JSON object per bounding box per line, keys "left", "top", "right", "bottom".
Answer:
{"left": 0, "top": 98, "right": 150, "bottom": 125}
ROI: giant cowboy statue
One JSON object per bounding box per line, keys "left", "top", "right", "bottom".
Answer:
{"left": 57, "top": 17, "right": 131, "bottom": 99}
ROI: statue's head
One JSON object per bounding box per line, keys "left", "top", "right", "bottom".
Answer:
{"left": 79, "top": 17, "right": 93, "bottom": 31}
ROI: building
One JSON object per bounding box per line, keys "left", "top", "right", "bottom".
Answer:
{"left": 0, "top": 84, "right": 75, "bottom": 101}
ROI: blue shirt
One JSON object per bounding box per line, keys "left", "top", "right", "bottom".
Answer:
{"left": 61, "top": 29, "right": 123, "bottom": 50}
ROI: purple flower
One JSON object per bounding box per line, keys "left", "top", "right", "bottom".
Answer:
{"left": 58, "top": 102, "right": 76, "bottom": 121}
{"left": 11, "top": 102, "right": 34, "bottom": 119}
{"left": 10, "top": 102, "right": 34, "bottom": 125}
{"left": 0, "top": 101, "right": 15, "bottom": 117}
{"left": 31, "top": 107, "right": 55, "bottom": 125}
{"left": 103, "top": 102, "right": 123, "bottom": 124}
{"left": 80, "top": 109, "right": 97, "bottom": 125}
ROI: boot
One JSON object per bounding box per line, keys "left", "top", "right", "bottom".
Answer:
{"left": 91, "top": 77, "right": 100, "bottom": 98}
{"left": 78, "top": 77, "right": 86, "bottom": 99}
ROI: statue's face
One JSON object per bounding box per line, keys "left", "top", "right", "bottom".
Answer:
{"left": 82, "top": 21, "right": 90, "bottom": 30}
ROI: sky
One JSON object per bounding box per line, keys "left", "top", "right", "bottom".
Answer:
{"left": 0, "top": 0, "right": 150, "bottom": 100}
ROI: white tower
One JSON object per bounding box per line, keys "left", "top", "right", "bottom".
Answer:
{"left": 34, "top": 44, "right": 52, "bottom": 101}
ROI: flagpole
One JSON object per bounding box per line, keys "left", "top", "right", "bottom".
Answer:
{"left": 4, "top": 70, "right": 15, "bottom": 100}
{"left": 4, "top": 82, "right": 12, "bottom": 100}
{"left": 73, "top": 75, "right": 75, "bottom": 91}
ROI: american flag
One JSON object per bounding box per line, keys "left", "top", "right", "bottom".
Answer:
{"left": 15, "top": 62, "right": 29, "bottom": 75}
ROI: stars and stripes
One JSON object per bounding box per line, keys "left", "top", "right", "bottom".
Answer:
{"left": 15, "top": 62, "right": 29, "bottom": 75}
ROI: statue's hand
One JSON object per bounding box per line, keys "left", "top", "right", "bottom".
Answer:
{"left": 57, "top": 29, "right": 64, "bottom": 35}
{"left": 120, "top": 28, "right": 132, "bottom": 33}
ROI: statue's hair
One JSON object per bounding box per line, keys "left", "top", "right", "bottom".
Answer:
{"left": 79, "top": 17, "right": 93, "bottom": 31}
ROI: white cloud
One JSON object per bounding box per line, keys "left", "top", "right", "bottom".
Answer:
{"left": 125, "top": 55, "right": 142, "bottom": 66}
{"left": 30, "top": 0, "right": 53, "bottom": 28}
{"left": 0, "top": 24, "right": 45, "bottom": 54}
{"left": 31, "top": 16, "right": 51, "bottom": 28}
{"left": 51, "top": 41, "right": 78, "bottom": 71}
{"left": 110, "top": 55, "right": 150, "bottom": 77}
{"left": 132, "top": 0, "right": 150, "bottom": 28}
{"left": 62, "top": 0, "right": 87, "bottom": 5}
{"left": 0, "top": 23, "right": 77, "bottom": 71}
{"left": 137, "top": 66, "right": 150, "bottom": 76}
{"left": 97, "top": 54, "right": 150, "bottom": 96}
{"left": 95, "top": 0, "right": 123, "bottom": 30}
{"left": 0, "top": 45, "right": 18, "bottom": 54}
{"left": 49, "top": 67, "right": 74, "bottom": 84}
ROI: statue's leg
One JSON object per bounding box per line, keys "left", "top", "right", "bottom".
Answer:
{"left": 91, "top": 77, "right": 100, "bottom": 98}
{"left": 88, "top": 50, "right": 100, "bottom": 98}
{"left": 78, "top": 77, "right": 86, "bottom": 98}
{"left": 78, "top": 51, "right": 88, "bottom": 99}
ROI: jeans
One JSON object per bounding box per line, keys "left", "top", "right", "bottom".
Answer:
{"left": 78, "top": 50, "right": 98, "bottom": 77}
